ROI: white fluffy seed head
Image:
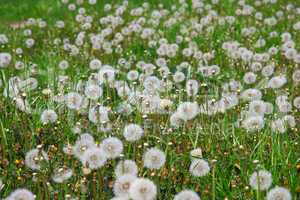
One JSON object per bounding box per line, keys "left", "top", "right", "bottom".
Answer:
{"left": 52, "top": 168, "right": 73, "bottom": 183}
{"left": 242, "top": 116, "right": 264, "bottom": 132}
{"left": 240, "top": 89, "right": 262, "bottom": 101}
{"left": 6, "top": 188, "right": 35, "bottom": 200}
{"left": 88, "top": 105, "right": 110, "bottom": 124}
{"left": 65, "top": 92, "right": 83, "bottom": 110}
{"left": 84, "top": 84, "right": 103, "bottom": 100}
{"left": 0, "top": 52, "right": 12, "bottom": 68}
{"left": 283, "top": 115, "right": 296, "bottom": 128}
{"left": 110, "top": 197, "right": 128, "bottom": 200}
{"left": 266, "top": 187, "right": 292, "bottom": 200}
{"left": 113, "top": 174, "right": 137, "bottom": 198}
{"left": 73, "top": 133, "right": 96, "bottom": 159}
{"left": 292, "top": 70, "right": 300, "bottom": 83}
{"left": 143, "top": 76, "right": 162, "bottom": 92}
{"left": 271, "top": 119, "right": 286, "bottom": 133}
{"left": 267, "top": 75, "right": 287, "bottom": 89}
{"left": 186, "top": 79, "right": 199, "bottom": 96}
{"left": 243, "top": 72, "right": 257, "bottom": 84}
{"left": 189, "top": 159, "right": 210, "bottom": 177}
{"left": 58, "top": 60, "right": 69, "bottom": 70}
{"left": 170, "top": 112, "right": 184, "bottom": 128}
{"left": 249, "top": 100, "right": 267, "bottom": 116}
{"left": 100, "top": 137, "right": 123, "bottom": 159}
{"left": 264, "top": 102, "right": 274, "bottom": 114}
{"left": 129, "top": 178, "right": 157, "bottom": 200}
{"left": 173, "top": 71, "right": 185, "bottom": 83}
{"left": 123, "top": 124, "right": 144, "bottom": 142}
{"left": 25, "top": 149, "right": 49, "bottom": 170}
{"left": 115, "top": 160, "right": 138, "bottom": 177}
{"left": 143, "top": 147, "right": 166, "bottom": 170}
{"left": 18, "top": 78, "right": 38, "bottom": 92}
{"left": 261, "top": 64, "right": 274, "bottom": 77}
{"left": 249, "top": 170, "right": 272, "bottom": 191}
{"left": 80, "top": 147, "right": 107, "bottom": 170}
{"left": 278, "top": 101, "right": 292, "bottom": 113}
{"left": 127, "top": 70, "right": 139, "bottom": 81}
{"left": 293, "top": 96, "right": 300, "bottom": 108}
{"left": 174, "top": 190, "right": 200, "bottom": 200}
{"left": 41, "top": 109, "right": 58, "bottom": 124}
{"left": 176, "top": 102, "right": 199, "bottom": 121}
{"left": 89, "top": 59, "right": 102, "bottom": 70}
{"left": 97, "top": 66, "right": 116, "bottom": 84}
{"left": 88, "top": 0, "right": 97, "bottom": 5}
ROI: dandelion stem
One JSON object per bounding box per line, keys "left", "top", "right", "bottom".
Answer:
{"left": 212, "top": 165, "right": 216, "bottom": 200}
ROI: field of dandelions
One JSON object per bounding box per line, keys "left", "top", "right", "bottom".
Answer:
{"left": 0, "top": 0, "right": 300, "bottom": 199}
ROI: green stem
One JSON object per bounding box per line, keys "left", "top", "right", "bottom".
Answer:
{"left": 212, "top": 166, "right": 216, "bottom": 200}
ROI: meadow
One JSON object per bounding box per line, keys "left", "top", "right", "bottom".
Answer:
{"left": 0, "top": 0, "right": 300, "bottom": 199}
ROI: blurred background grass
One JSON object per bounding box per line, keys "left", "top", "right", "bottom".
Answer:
{"left": 0, "top": 0, "right": 62, "bottom": 30}
{"left": 0, "top": 0, "right": 179, "bottom": 31}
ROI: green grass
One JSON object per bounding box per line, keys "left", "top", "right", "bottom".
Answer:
{"left": 0, "top": 0, "right": 300, "bottom": 199}
{"left": 0, "top": 0, "right": 58, "bottom": 29}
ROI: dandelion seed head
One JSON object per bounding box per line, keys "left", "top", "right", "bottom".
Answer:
{"left": 174, "top": 190, "right": 200, "bottom": 200}
{"left": 100, "top": 137, "right": 123, "bottom": 159}
{"left": 249, "top": 170, "right": 272, "bottom": 191}
{"left": 41, "top": 109, "right": 58, "bottom": 124}
{"left": 6, "top": 188, "right": 35, "bottom": 200}
{"left": 189, "top": 159, "right": 210, "bottom": 177}
{"left": 25, "top": 148, "right": 49, "bottom": 170}
{"left": 129, "top": 178, "right": 157, "bottom": 200}
{"left": 115, "top": 160, "right": 138, "bottom": 177}
{"left": 123, "top": 124, "right": 144, "bottom": 142}
{"left": 143, "top": 147, "right": 166, "bottom": 170}
{"left": 80, "top": 147, "right": 107, "bottom": 170}
{"left": 113, "top": 174, "right": 137, "bottom": 197}
{"left": 266, "top": 187, "right": 292, "bottom": 200}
